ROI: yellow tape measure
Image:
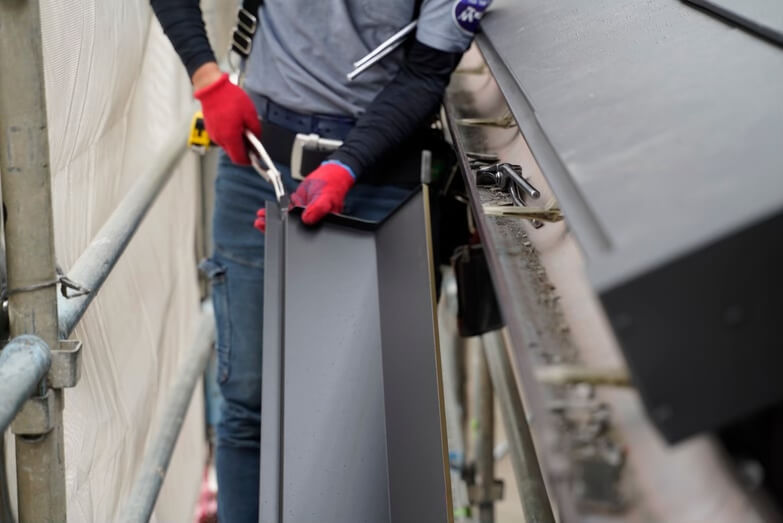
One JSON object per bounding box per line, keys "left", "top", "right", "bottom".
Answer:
{"left": 188, "top": 111, "right": 213, "bottom": 153}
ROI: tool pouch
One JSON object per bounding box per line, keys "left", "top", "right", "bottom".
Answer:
{"left": 451, "top": 244, "right": 504, "bottom": 337}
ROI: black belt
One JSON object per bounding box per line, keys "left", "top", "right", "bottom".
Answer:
{"left": 260, "top": 121, "right": 440, "bottom": 187}
{"left": 261, "top": 121, "right": 331, "bottom": 177}
{"left": 254, "top": 94, "right": 436, "bottom": 187}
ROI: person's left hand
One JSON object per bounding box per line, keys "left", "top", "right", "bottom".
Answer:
{"left": 254, "top": 161, "right": 355, "bottom": 233}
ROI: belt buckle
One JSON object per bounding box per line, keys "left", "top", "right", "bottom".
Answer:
{"left": 231, "top": 30, "right": 253, "bottom": 58}
{"left": 237, "top": 7, "right": 258, "bottom": 34}
{"left": 230, "top": 7, "right": 257, "bottom": 59}
{"left": 290, "top": 133, "right": 343, "bottom": 181}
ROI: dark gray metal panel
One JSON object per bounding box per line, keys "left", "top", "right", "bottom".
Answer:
{"left": 480, "top": 0, "right": 783, "bottom": 290}
{"left": 375, "top": 187, "right": 451, "bottom": 523}
{"left": 686, "top": 0, "right": 783, "bottom": 45}
{"left": 478, "top": 0, "right": 783, "bottom": 443}
{"left": 263, "top": 212, "right": 390, "bottom": 523}
{"left": 282, "top": 221, "right": 390, "bottom": 523}
{"left": 261, "top": 192, "right": 449, "bottom": 522}
{"left": 601, "top": 211, "right": 783, "bottom": 442}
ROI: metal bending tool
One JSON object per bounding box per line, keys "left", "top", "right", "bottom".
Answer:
{"left": 347, "top": 20, "right": 417, "bottom": 81}
{"left": 245, "top": 130, "right": 289, "bottom": 209}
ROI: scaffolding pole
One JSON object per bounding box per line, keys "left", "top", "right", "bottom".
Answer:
{"left": 482, "top": 331, "right": 555, "bottom": 523}
{"left": 0, "top": 336, "right": 51, "bottom": 433}
{"left": 121, "top": 305, "right": 215, "bottom": 523}
{"left": 58, "top": 117, "right": 191, "bottom": 338}
{"left": 0, "top": 0, "right": 66, "bottom": 521}
{"left": 473, "top": 342, "right": 496, "bottom": 523}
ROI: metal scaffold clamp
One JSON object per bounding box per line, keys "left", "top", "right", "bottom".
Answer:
{"left": 12, "top": 389, "right": 56, "bottom": 436}
{"left": 10, "top": 338, "right": 83, "bottom": 436}
{"left": 49, "top": 339, "right": 83, "bottom": 389}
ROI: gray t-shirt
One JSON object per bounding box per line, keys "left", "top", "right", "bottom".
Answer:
{"left": 244, "top": 0, "right": 491, "bottom": 118}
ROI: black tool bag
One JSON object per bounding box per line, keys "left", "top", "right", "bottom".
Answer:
{"left": 451, "top": 244, "right": 504, "bottom": 337}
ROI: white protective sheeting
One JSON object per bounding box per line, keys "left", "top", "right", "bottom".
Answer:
{"left": 3, "top": 1, "right": 208, "bottom": 521}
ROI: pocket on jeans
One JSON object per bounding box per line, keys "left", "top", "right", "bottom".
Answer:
{"left": 199, "top": 258, "right": 232, "bottom": 384}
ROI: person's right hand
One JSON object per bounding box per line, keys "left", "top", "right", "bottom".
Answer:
{"left": 193, "top": 70, "right": 261, "bottom": 165}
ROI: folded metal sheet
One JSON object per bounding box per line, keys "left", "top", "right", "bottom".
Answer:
{"left": 478, "top": 0, "right": 783, "bottom": 441}
{"left": 480, "top": 0, "right": 783, "bottom": 287}
{"left": 260, "top": 190, "right": 451, "bottom": 523}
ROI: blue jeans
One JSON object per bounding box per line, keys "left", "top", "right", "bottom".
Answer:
{"left": 204, "top": 151, "right": 411, "bottom": 523}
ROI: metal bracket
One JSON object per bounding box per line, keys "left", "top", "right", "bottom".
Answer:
{"left": 456, "top": 114, "right": 515, "bottom": 128}
{"left": 482, "top": 205, "right": 563, "bottom": 223}
{"left": 12, "top": 389, "right": 55, "bottom": 436}
{"left": 49, "top": 339, "right": 83, "bottom": 389}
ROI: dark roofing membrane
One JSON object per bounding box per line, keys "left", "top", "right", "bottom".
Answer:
{"left": 478, "top": 0, "right": 783, "bottom": 291}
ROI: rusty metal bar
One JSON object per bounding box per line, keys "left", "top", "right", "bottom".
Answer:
{"left": 0, "top": 0, "right": 66, "bottom": 520}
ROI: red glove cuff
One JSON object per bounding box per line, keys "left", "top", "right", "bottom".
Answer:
{"left": 193, "top": 72, "right": 230, "bottom": 100}
{"left": 291, "top": 162, "right": 356, "bottom": 224}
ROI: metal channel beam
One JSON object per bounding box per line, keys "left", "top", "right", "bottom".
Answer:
{"left": 260, "top": 189, "right": 451, "bottom": 523}
{"left": 121, "top": 305, "right": 215, "bottom": 523}
{"left": 375, "top": 186, "right": 453, "bottom": 523}
{"left": 0, "top": 1, "right": 65, "bottom": 520}
{"left": 58, "top": 116, "right": 191, "bottom": 338}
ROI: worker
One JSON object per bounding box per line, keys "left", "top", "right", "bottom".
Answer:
{"left": 150, "top": 1, "right": 491, "bottom": 521}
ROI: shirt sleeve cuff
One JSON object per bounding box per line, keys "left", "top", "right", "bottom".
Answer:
{"left": 185, "top": 50, "right": 218, "bottom": 79}
{"left": 322, "top": 158, "right": 358, "bottom": 180}
{"left": 415, "top": 29, "right": 472, "bottom": 54}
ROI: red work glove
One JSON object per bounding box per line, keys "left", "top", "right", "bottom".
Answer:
{"left": 253, "top": 161, "right": 355, "bottom": 233}
{"left": 293, "top": 161, "right": 356, "bottom": 224}
{"left": 254, "top": 207, "right": 269, "bottom": 233}
{"left": 194, "top": 73, "right": 261, "bottom": 165}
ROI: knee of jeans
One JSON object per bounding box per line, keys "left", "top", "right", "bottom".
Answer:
{"left": 218, "top": 397, "right": 262, "bottom": 446}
